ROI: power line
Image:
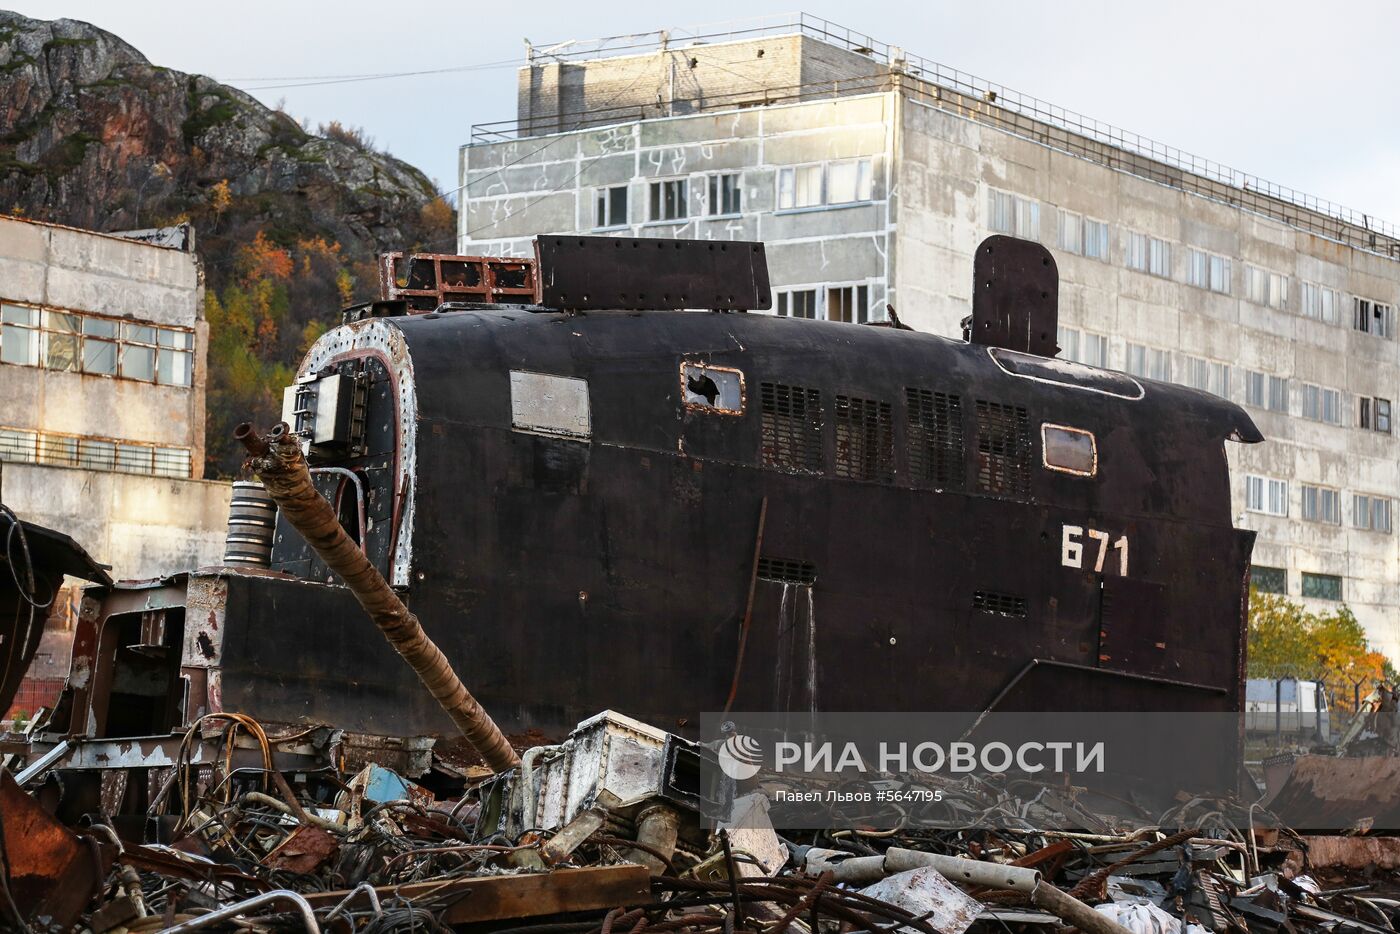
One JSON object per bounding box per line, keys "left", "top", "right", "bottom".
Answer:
{"left": 227, "top": 58, "right": 520, "bottom": 92}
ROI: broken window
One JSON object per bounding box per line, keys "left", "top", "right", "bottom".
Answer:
{"left": 834, "top": 395, "right": 893, "bottom": 483}
{"left": 973, "top": 590, "right": 1028, "bottom": 618}
{"left": 974, "top": 400, "right": 1032, "bottom": 498}
{"left": 706, "top": 173, "right": 742, "bottom": 216}
{"left": 1251, "top": 565, "right": 1287, "bottom": 594}
{"left": 37, "top": 434, "right": 78, "bottom": 467}
{"left": 760, "top": 382, "right": 822, "bottom": 474}
{"left": 775, "top": 288, "right": 817, "bottom": 318}
{"left": 594, "top": 185, "right": 629, "bottom": 229}
{"left": 42, "top": 311, "right": 81, "bottom": 372}
{"left": 1355, "top": 297, "right": 1393, "bottom": 338}
{"left": 83, "top": 316, "right": 118, "bottom": 375}
{"left": 648, "top": 178, "right": 688, "bottom": 222}
{"left": 1361, "top": 396, "right": 1393, "bottom": 433}
{"left": 1041, "top": 424, "right": 1096, "bottom": 477}
{"left": 907, "top": 388, "right": 964, "bottom": 489}
{"left": 1301, "top": 572, "right": 1342, "bottom": 601}
{"left": 826, "top": 285, "right": 870, "bottom": 323}
{"left": 680, "top": 362, "right": 743, "bottom": 414}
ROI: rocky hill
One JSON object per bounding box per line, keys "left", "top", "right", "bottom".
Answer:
{"left": 0, "top": 11, "right": 456, "bottom": 473}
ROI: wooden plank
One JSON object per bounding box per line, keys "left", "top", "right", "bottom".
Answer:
{"left": 303, "top": 864, "right": 652, "bottom": 923}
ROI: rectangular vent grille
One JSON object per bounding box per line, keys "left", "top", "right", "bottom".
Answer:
{"left": 760, "top": 382, "right": 823, "bottom": 474}
{"left": 758, "top": 557, "right": 818, "bottom": 585}
{"left": 975, "top": 400, "right": 1032, "bottom": 498}
{"left": 834, "top": 395, "right": 894, "bottom": 483}
{"left": 973, "top": 590, "right": 1028, "bottom": 617}
{"left": 907, "top": 388, "right": 964, "bottom": 488}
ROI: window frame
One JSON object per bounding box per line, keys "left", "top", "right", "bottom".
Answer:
{"left": 704, "top": 172, "right": 743, "bottom": 217}
{"left": 1040, "top": 423, "right": 1098, "bottom": 478}
{"left": 646, "top": 177, "right": 689, "bottom": 223}
{"left": 592, "top": 184, "right": 630, "bottom": 230}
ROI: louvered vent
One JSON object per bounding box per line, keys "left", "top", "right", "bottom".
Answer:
{"left": 973, "top": 590, "right": 1028, "bottom": 618}
{"left": 974, "top": 400, "right": 1032, "bottom": 498}
{"left": 834, "top": 395, "right": 894, "bottom": 483}
{"left": 758, "top": 557, "right": 818, "bottom": 585}
{"left": 760, "top": 382, "right": 823, "bottom": 473}
{"left": 907, "top": 388, "right": 965, "bottom": 488}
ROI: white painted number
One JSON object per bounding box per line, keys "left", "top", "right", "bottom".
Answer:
{"left": 1060, "top": 524, "right": 1130, "bottom": 576}
{"left": 1061, "top": 525, "right": 1083, "bottom": 569}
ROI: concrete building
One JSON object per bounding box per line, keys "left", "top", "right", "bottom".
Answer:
{"left": 0, "top": 215, "right": 230, "bottom": 578}
{"left": 459, "top": 16, "right": 1400, "bottom": 660}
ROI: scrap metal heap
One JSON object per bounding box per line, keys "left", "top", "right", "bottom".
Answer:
{"left": 4, "top": 705, "right": 1400, "bottom": 932}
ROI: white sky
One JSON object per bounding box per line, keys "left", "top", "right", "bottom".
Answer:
{"left": 12, "top": 1, "right": 1400, "bottom": 225}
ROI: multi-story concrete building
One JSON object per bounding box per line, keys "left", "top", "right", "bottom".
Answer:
{"left": 460, "top": 16, "right": 1400, "bottom": 659}
{"left": 0, "top": 215, "right": 230, "bottom": 578}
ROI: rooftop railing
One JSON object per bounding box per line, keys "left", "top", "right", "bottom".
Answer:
{"left": 478, "top": 13, "right": 1399, "bottom": 259}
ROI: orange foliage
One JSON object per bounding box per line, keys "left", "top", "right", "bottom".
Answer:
{"left": 237, "top": 231, "right": 293, "bottom": 283}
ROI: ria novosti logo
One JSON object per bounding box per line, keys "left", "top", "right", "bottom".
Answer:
{"left": 717, "top": 732, "right": 764, "bottom": 780}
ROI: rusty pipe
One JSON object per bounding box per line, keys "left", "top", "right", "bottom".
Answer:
{"left": 234, "top": 421, "right": 269, "bottom": 456}
{"left": 240, "top": 423, "right": 519, "bottom": 772}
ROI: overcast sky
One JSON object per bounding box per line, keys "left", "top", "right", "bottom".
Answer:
{"left": 11, "top": 1, "right": 1400, "bottom": 224}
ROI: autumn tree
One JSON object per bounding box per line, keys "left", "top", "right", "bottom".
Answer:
{"left": 1248, "top": 588, "right": 1398, "bottom": 714}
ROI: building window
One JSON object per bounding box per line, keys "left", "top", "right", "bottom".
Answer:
{"left": 988, "top": 189, "right": 1040, "bottom": 238}
{"left": 1301, "top": 485, "right": 1341, "bottom": 524}
{"left": 1082, "top": 333, "right": 1108, "bottom": 368}
{"left": 1058, "top": 210, "right": 1082, "bottom": 254}
{"left": 1354, "top": 494, "right": 1393, "bottom": 533}
{"left": 1124, "top": 231, "right": 1171, "bottom": 277}
{"left": 1252, "top": 565, "right": 1287, "bottom": 594}
{"left": 706, "top": 173, "right": 742, "bottom": 216}
{"left": 1300, "top": 384, "right": 1343, "bottom": 425}
{"left": 593, "top": 185, "right": 629, "bottom": 229}
{"left": 0, "top": 304, "right": 39, "bottom": 366}
{"left": 1083, "top": 219, "right": 1110, "bottom": 260}
{"left": 776, "top": 160, "right": 872, "bottom": 211}
{"left": 826, "top": 159, "right": 873, "bottom": 205}
{"left": 1245, "top": 475, "right": 1288, "bottom": 516}
{"left": 775, "top": 288, "right": 818, "bottom": 319}
{"left": 1301, "top": 572, "right": 1342, "bottom": 602}
{"left": 1187, "top": 249, "right": 1231, "bottom": 294}
{"left": 1354, "top": 297, "right": 1393, "bottom": 338}
{"left": 0, "top": 425, "right": 192, "bottom": 478}
{"left": 1179, "top": 355, "right": 1230, "bottom": 400}
{"left": 1246, "top": 371, "right": 1287, "bottom": 412}
{"left": 776, "top": 164, "right": 823, "bottom": 210}
{"left": 1245, "top": 266, "right": 1288, "bottom": 310}
{"left": 1057, "top": 326, "right": 1080, "bottom": 361}
{"left": 1125, "top": 343, "right": 1170, "bottom": 381}
{"left": 648, "top": 178, "right": 688, "bottom": 222}
{"left": 827, "top": 284, "right": 872, "bottom": 324}
{"left": 1300, "top": 281, "right": 1341, "bottom": 324}
{"left": 1359, "top": 396, "right": 1393, "bottom": 433}
{"left": 0, "top": 302, "right": 193, "bottom": 386}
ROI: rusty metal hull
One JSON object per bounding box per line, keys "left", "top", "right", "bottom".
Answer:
{"left": 241, "top": 304, "right": 1257, "bottom": 745}
{"left": 1263, "top": 756, "right": 1400, "bottom": 830}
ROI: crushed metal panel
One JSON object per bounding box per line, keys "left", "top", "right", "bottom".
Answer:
{"left": 510, "top": 371, "right": 591, "bottom": 440}
{"left": 0, "top": 767, "right": 111, "bottom": 929}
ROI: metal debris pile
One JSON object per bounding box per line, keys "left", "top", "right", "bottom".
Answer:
{"left": 5, "top": 709, "right": 1400, "bottom": 933}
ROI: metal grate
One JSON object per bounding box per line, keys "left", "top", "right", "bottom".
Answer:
{"left": 974, "top": 400, "right": 1032, "bottom": 498}
{"left": 906, "top": 388, "right": 964, "bottom": 488}
{"left": 758, "top": 557, "right": 818, "bottom": 585}
{"left": 760, "top": 382, "right": 823, "bottom": 474}
{"left": 834, "top": 395, "right": 893, "bottom": 483}
{"left": 973, "top": 590, "right": 1028, "bottom": 618}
